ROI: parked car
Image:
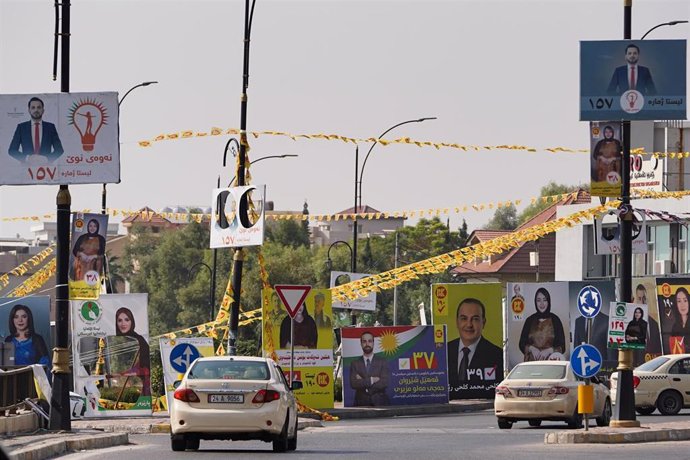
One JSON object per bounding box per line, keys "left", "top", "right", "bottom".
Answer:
{"left": 169, "top": 356, "right": 301, "bottom": 452}
{"left": 610, "top": 354, "right": 690, "bottom": 416}
{"left": 494, "top": 361, "right": 611, "bottom": 429}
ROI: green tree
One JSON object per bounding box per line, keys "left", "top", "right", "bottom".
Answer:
{"left": 517, "top": 182, "right": 585, "bottom": 225}
{"left": 265, "top": 219, "right": 310, "bottom": 248}
{"left": 484, "top": 204, "right": 518, "bottom": 230}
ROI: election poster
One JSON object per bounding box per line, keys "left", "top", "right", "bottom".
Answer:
{"left": 628, "top": 277, "right": 663, "bottom": 366}
{"left": 210, "top": 185, "right": 266, "bottom": 248}
{"left": 69, "top": 212, "right": 108, "bottom": 300}
{"left": 506, "top": 282, "right": 570, "bottom": 370}
{"left": 341, "top": 325, "right": 448, "bottom": 407}
{"left": 261, "top": 288, "right": 334, "bottom": 409}
{"left": 71, "top": 294, "right": 151, "bottom": 417}
{"left": 330, "top": 271, "right": 376, "bottom": 311}
{"left": 0, "top": 296, "right": 51, "bottom": 368}
{"left": 589, "top": 121, "right": 622, "bottom": 197}
{"left": 656, "top": 277, "right": 690, "bottom": 355}
{"left": 607, "top": 302, "right": 648, "bottom": 350}
{"left": 0, "top": 92, "right": 120, "bottom": 185}
{"left": 159, "top": 337, "right": 215, "bottom": 409}
{"left": 580, "top": 40, "right": 686, "bottom": 121}
{"left": 431, "top": 283, "right": 503, "bottom": 400}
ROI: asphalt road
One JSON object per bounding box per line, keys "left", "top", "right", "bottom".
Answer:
{"left": 61, "top": 410, "right": 690, "bottom": 460}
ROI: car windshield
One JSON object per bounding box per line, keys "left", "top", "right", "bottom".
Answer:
{"left": 188, "top": 360, "right": 270, "bottom": 380}
{"left": 635, "top": 356, "right": 670, "bottom": 372}
{"left": 508, "top": 364, "right": 566, "bottom": 380}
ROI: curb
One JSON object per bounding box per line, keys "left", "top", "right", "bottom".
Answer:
{"left": 8, "top": 432, "right": 128, "bottom": 460}
{"left": 544, "top": 426, "right": 690, "bottom": 444}
{"left": 318, "top": 402, "right": 494, "bottom": 420}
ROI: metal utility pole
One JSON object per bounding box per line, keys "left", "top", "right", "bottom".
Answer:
{"left": 227, "top": 0, "right": 255, "bottom": 355}
{"left": 49, "top": 0, "right": 71, "bottom": 431}
{"left": 351, "top": 147, "right": 358, "bottom": 326}
{"left": 611, "top": 0, "right": 640, "bottom": 428}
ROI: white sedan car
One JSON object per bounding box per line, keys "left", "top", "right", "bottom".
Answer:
{"left": 169, "top": 356, "right": 301, "bottom": 452}
{"left": 611, "top": 354, "right": 690, "bottom": 415}
{"left": 494, "top": 361, "right": 611, "bottom": 429}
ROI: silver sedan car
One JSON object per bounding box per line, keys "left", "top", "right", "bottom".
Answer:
{"left": 169, "top": 356, "right": 301, "bottom": 452}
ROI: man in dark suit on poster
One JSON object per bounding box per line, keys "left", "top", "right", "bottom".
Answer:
{"left": 607, "top": 44, "right": 656, "bottom": 96}
{"left": 8, "top": 97, "right": 64, "bottom": 163}
{"left": 447, "top": 298, "right": 503, "bottom": 399}
{"left": 349, "top": 331, "right": 390, "bottom": 406}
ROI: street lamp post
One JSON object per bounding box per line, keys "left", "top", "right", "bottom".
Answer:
{"left": 640, "top": 20, "right": 688, "bottom": 40}
{"left": 325, "top": 240, "right": 354, "bottom": 272}
{"left": 188, "top": 262, "right": 215, "bottom": 323}
{"left": 352, "top": 117, "right": 436, "bottom": 325}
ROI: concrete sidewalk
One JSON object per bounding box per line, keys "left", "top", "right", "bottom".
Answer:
{"left": 0, "top": 400, "right": 492, "bottom": 459}
{"left": 545, "top": 421, "right": 690, "bottom": 444}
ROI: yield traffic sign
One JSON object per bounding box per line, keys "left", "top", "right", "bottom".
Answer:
{"left": 274, "top": 285, "right": 312, "bottom": 319}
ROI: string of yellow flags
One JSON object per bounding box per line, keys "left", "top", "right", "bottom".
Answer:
{"left": 136, "top": 126, "right": 690, "bottom": 159}
{"left": 4, "top": 188, "right": 689, "bottom": 225}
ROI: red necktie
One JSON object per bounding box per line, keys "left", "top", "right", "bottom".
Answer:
{"left": 630, "top": 66, "right": 636, "bottom": 91}
{"left": 34, "top": 123, "right": 40, "bottom": 154}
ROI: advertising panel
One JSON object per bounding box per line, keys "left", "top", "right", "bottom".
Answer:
{"left": 329, "top": 271, "right": 376, "bottom": 311}
{"left": 210, "top": 185, "right": 266, "bottom": 248}
{"left": 580, "top": 40, "right": 686, "bottom": 121}
{"left": 341, "top": 325, "right": 448, "bottom": 407}
{"left": 0, "top": 92, "right": 120, "bottom": 185}
{"left": 569, "top": 281, "right": 618, "bottom": 378}
{"left": 71, "top": 294, "right": 151, "bottom": 417}
{"left": 506, "top": 282, "right": 570, "bottom": 370}
{"left": 607, "top": 302, "right": 648, "bottom": 350}
{"left": 0, "top": 296, "right": 51, "bottom": 368}
{"left": 589, "top": 121, "right": 622, "bottom": 197}
{"left": 431, "top": 283, "right": 503, "bottom": 400}
{"left": 629, "top": 277, "right": 663, "bottom": 366}
{"left": 69, "top": 212, "right": 108, "bottom": 300}
{"left": 655, "top": 278, "right": 690, "bottom": 354}
{"left": 593, "top": 210, "right": 647, "bottom": 255}
{"left": 261, "top": 288, "right": 334, "bottom": 409}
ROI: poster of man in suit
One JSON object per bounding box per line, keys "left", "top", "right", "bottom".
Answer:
{"left": 8, "top": 96, "right": 64, "bottom": 163}
{"left": 580, "top": 40, "right": 686, "bottom": 121}
{"left": 432, "top": 283, "right": 503, "bottom": 400}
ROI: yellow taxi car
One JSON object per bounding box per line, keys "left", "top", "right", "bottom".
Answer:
{"left": 611, "top": 354, "right": 690, "bottom": 416}
{"left": 169, "top": 356, "right": 301, "bottom": 452}
{"left": 494, "top": 361, "right": 611, "bottom": 429}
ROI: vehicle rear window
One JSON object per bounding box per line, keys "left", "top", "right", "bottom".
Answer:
{"left": 636, "top": 356, "right": 670, "bottom": 372}
{"left": 508, "top": 364, "right": 566, "bottom": 380}
{"left": 188, "top": 361, "right": 270, "bottom": 380}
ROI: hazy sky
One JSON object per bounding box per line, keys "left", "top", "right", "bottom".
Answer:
{"left": 1, "top": 0, "right": 688, "bottom": 238}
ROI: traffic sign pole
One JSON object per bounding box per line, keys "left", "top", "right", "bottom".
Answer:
{"left": 290, "top": 318, "right": 295, "bottom": 385}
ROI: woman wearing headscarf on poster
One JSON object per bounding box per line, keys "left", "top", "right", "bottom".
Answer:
{"left": 625, "top": 307, "right": 648, "bottom": 345}
{"left": 71, "top": 218, "right": 106, "bottom": 281}
{"left": 670, "top": 287, "right": 690, "bottom": 353}
{"left": 115, "top": 307, "right": 151, "bottom": 396}
{"left": 519, "top": 288, "right": 566, "bottom": 361}
{"left": 279, "top": 303, "right": 318, "bottom": 348}
{"left": 5, "top": 304, "right": 49, "bottom": 366}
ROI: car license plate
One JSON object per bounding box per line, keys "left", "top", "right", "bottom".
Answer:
{"left": 517, "top": 389, "right": 543, "bottom": 398}
{"left": 208, "top": 394, "right": 244, "bottom": 403}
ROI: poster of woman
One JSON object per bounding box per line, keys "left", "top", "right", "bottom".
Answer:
{"left": 507, "top": 282, "right": 570, "bottom": 370}
{"left": 69, "top": 212, "right": 108, "bottom": 300}
{"left": 0, "top": 296, "right": 51, "bottom": 368}
{"left": 71, "top": 293, "right": 151, "bottom": 417}
{"left": 656, "top": 278, "right": 690, "bottom": 355}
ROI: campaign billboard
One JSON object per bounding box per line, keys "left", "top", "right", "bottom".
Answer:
{"left": 656, "top": 278, "right": 690, "bottom": 355}
{"left": 589, "top": 121, "right": 622, "bottom": 197}
{"left": 71, "top": 294, "right": 151, "bottom": 417}
{"left": 261, "top": 288, "right": 334, "bottom": 409}
{"left": 431, "top": 283, "right": 503, "bottom": 400}
{"left": 341, "top": 325, "right": 448, "bottom": 407}
{"left": 608, "top": 302, "right": 648, "bottom": 350}
{"left": 210, "top": 185, "right": 266, "bottom": 248}
{"left": 580, "top": 40, "right": 686, "bottom": 121}
{"left": 506, "top": 282, "right": 570, "bottom": 370}
{"left": 0, "top": 296, "right": 51, "bottom": 368}
{"left": 69, "top": 213, "right": 108, "bottom": 300}
{"left": 329, "top": 271, "right": 376, "bottom": 311}
{"left": 0, "top": 92, "right": 120, "bottom": 185}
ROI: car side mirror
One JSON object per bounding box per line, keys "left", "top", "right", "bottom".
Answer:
{"left": 173, "top": 380, "right": 182, "bottom": 389}
{"left": 291, "top": 380, "right": 303, "bottom": 391}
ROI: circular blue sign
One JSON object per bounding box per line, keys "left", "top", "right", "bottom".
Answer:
{"left": 170, "top": 343, "right": 201, "bottom": 374}
{"left": 577, "top": 285, "right": 602, "bottom": 318}
{"left": 570, "top": 344, "right": 602, "bottom": 378}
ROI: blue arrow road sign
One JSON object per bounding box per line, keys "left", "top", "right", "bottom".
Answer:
{"left": 571, "top": 344, "right": 602, "bottom": 378}
{"left": 577, "top": 285, "right": 602, "bottom": 318}
{"left": 170, "top": 343, "right": 201, "bottom": 374}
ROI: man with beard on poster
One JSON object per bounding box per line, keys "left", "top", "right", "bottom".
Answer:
{"left": 349, "top": 331, "right": 390, "bottom": 406}
{"left": 447, "top": 298, "right": 503, "bottom": 399}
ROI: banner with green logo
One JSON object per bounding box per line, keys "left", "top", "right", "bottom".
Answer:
{"left": 71, "top": 294, "right": 151, "bottom": 417}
